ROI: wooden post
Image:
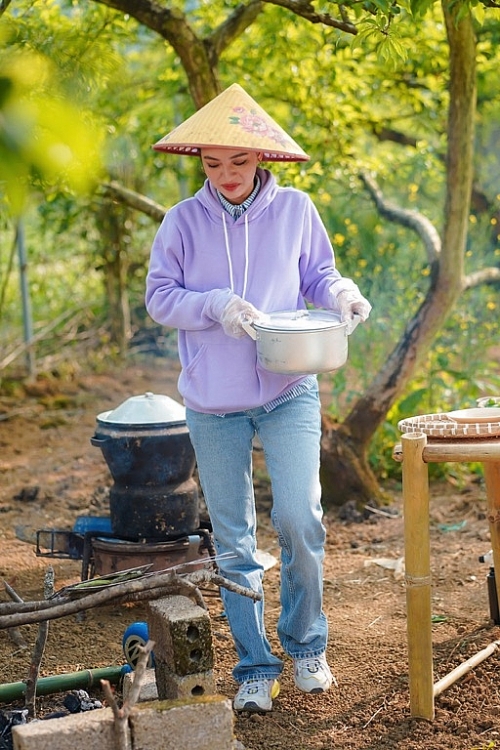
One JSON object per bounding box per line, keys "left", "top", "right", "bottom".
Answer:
{"left": 401, "top": 432, "right": 435, "bottom": 720}
{"left": 484, "top": 461, "right": 500, "bottom": 620}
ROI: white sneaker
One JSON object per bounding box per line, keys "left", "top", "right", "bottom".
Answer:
{"left": 293, "top": 654, "right": 335, "bottom": 694}
{"left": 233, "top": 679, "right": 280, "bottom": 712}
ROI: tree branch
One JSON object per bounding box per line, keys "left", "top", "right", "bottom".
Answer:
{"left": 101, "top": 640, "right": 155, "bottom": 750}
{"left": 208, "top": 1, "right": 265, "bottom": 63}
{"left": 463, "top": 266, "right": 500, "bottom": 290}
{"left": 92, "top": 0, "right": 219, "bottom": 105}
{"left": 100, "top": 181, "right": 166, "bottom": 223}
{"left": 4, "top": 581, "right": 28, "bottom": 650}
{"left": 262, "top": 0, "right": 358, "bottom": 34}
{"left": 0, "top": 307, "right": 88, "bottom": 372}
{"left": 360, "top": 170, "right": 442, "bottom": 264}
{"left": 372, "top": 125, "right": 418, "bottom": 148}
{"left": 25, "top": 567, "right": 54, "bottom": 718}
{"left": 0, "top": 568, "right": 261, "bottom": 630}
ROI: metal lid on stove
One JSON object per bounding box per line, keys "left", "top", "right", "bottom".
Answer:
{"left": 96, "top": 392, "right": 186, "bottom": 427}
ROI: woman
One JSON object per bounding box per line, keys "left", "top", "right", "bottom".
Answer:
{"left": 146, "top": 84, "right": 371, "bottom": 712}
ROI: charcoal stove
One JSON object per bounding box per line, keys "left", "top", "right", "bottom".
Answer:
{"left": 36, "top": 523, "right": 214, "bottom": 580}
{"left": 36, "top": 392, "right": 214, "bottom": 579}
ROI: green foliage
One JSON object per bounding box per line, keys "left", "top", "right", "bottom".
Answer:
{"left": 352, "top": 15, "right": 411, "bottom": 65}
{"left": 2, "top": 0, "right": 500, "bottom": 493}
{"left": 321, "top": 164, "right": 500, "bottom": 485}
{"left": 362, "top": 295, "right": 500, "bottom": 482}
{"left": 0, "top": 14, "right": 104, "bottom": 214}
{"left": 410, "top": 0, "right": 439, "bottom": 17}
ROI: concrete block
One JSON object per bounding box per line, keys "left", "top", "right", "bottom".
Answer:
{"left": 130, "top": 695, "right": 234, "bottom": 750}
{"left": 148, "top": 595, "right": 213, "bottom": 674}
{"left": 122, "top": 668, "right": 158, "bottom": 702}
{"left": 154, "top": 658, "right": 215, "bottom": 699}
{"left": 12, "top": 697, "right": 236, "bottom": 750}
{"left": 12, "top": 707, "right": 118, "bottom": 750}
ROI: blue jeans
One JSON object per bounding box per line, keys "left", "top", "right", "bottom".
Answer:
{"left": 186, "top": 386, "right": 328, "bottom": 683}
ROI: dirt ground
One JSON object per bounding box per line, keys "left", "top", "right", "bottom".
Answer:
{"left": 1, "top": 358, "right": 499, "bottom": 750}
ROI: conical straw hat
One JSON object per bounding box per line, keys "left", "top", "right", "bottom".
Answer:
{"left": 153, "top": 83, "right": 309, "bottom": 162}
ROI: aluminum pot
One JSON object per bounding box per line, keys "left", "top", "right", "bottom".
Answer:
{"left": 242, "top": 310, "right": 359, "bottom": 375}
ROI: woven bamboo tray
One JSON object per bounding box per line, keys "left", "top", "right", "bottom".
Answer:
{"left": 398, "top": 410, "right": 500, "bottom": 439}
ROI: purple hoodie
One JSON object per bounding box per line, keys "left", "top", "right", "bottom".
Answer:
{"left": 145, "top": 168, "right": 360, "bottom": 413}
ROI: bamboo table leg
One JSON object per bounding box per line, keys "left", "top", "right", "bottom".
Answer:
{"left": 401, "top": 432, "right": 435, "bottom": 720}
{"left": 484, "top": 461, "right": 500, "bottom": 618}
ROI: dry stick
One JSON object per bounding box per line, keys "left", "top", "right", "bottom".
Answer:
{"left": 433, "top": 640, "right": 500, "bottom": 698}
{"left": 25, "top": 567, "right": 55, "bottom": 718}
{"left": 3, "top": 552, "right": 228, "bottom": 610}
{"left": 364, "top": 504, "right": 399, "bottom": 519}
{"left": 3, "top": 580, "right": 28, "bottom": 649}
{"left": 0, "top": 571, "right": 206, "bottom": 617}
{"left": 0, "top": 308, "right": 83, "bottom": 371}
{"left": 0, "top": 583, "right": 182, "bottom": 619}
{"left": 0, "top": 569, "right": 261, "bottom": 629}
{"left": 362, "top": 703, "right": 385, "bottom": 729}
{"left": 0, "top": 566, "right": 238, "bottom": 615}
{"left": 100, "top": 640, "right": 155, "bottom": 750}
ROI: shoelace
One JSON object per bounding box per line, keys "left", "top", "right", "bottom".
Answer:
{"left": 240, "top": 678, "right": 270, "bottom": 695}
{"left": 299, "top": 658, "right": 321, "bottom": 673}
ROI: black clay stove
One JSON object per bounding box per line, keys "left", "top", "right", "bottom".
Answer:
{"left": 91, "top": 392, "right": 199, "bottom": 542}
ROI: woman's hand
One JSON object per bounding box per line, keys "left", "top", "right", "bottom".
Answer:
{"left": 336, "top": 290, "right": 372, "bottom": 323}
{"left": 220, "top": 295, "right": 262, "bottom": 338}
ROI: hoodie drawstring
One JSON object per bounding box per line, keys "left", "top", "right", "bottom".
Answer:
{"left": 222, "top": 212, "right": 249, "bottom": 300}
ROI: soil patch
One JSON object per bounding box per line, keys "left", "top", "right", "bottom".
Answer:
{"left": 1, "top": 359, "right": 499, "bottom": 749}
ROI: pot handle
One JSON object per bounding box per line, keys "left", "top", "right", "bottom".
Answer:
{"left": 346, "top": 313, "right": 361, "bottom": 335}
{"left": 241, "top": 320, "right": 257, "bottom": 340}
{"left": 90, "top": 436, "right": 110, "bottom": 447}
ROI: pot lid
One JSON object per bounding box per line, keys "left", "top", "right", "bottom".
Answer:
{"left": 96, "top": 392, "right": 186, "bottom": 426}
{"left": 254, "top": 310, "right": 343, "bottom": 332}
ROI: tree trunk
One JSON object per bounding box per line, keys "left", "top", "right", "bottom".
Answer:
{"left": 320, "top": 4, "right": 477, "bottom": 506}
{"left": 94, "top": 0, "right": 264, "bottom": 108}
{"left": 104, "top": 248, "right": 131, "bottom": 355}
{"left": 320, "top": 416, "right": 391, "bottom": 507}
{"left": 97, "top": 197, "right": 133, "bottom": 354}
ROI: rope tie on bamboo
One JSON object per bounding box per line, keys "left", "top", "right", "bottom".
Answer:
{"left": 405, "top": 574, "right": 432, "bottom": 588}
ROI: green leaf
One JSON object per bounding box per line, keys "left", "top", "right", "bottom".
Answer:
{"left": 410, "top": 0, "right": 438, "bottom": 17}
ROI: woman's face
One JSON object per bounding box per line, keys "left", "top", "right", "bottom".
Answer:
{"left": 201, "top": 148, "right": 261, "bottom": 205}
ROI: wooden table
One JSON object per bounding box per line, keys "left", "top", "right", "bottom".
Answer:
{"left": 395, "top": 432, "right": 500, "bottom": 720}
